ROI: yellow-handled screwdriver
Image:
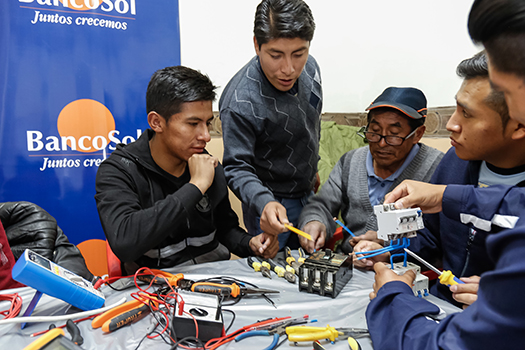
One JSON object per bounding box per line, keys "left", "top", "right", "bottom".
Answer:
{"left": 404, "top": 248, "right": 465, "bottom": 286}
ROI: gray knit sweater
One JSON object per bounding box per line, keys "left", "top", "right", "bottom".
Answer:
{"left": 298, "top": 144, "right": 443, "bottom": 251}
{"left": 220, "top": 55, "right": 323, "bottom": 215}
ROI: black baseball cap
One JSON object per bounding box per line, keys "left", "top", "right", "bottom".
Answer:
{"left": 366, "top": 87, "right": 427, "bottom": 119}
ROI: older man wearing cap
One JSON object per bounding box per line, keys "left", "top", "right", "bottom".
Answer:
{"left": 298, "top": 87, "right": 443, "bottom": 253}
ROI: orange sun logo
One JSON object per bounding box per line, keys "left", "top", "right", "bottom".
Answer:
{"left": 58, "top": 0, "right": 104, "bottom": 11}
{"left": 57, "top": 99, "right": 115, "bottom": 153}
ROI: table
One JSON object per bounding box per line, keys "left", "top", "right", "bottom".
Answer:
{"left": 0, "top": 256, "right": 460, "bottom": 349}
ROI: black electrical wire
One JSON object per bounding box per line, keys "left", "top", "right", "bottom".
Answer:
{"left": 222, "top": 309, "right": 236, "bottom": 334}
{"left": 133, "top": 333, "right": 149, "bottom": 350}
{"left": 170, "top": 336, "right": 205, "bottom": 350}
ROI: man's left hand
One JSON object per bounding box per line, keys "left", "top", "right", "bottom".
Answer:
{"left": 249, "top": 232, "right": 279, "bottom": 259}
{"left": 451, "top": 275, "right": 480, "bottom": 308}
{"left": 370, "top": 262, "right": 416, "bottom": 300}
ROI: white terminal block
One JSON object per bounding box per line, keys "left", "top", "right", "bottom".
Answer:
{"left": 374, "top": 204, "right": 424, "bottom": 241}
{"left": 392, "top": 261, "right": 429, "bottom": 298}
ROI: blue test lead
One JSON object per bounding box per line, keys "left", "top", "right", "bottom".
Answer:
{"left": 333, "top": 217, "right": 355, "bottom": 237}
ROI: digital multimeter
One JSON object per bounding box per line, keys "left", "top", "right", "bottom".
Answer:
{"left": 12, "top": 249, "right": 105, "bottom": 311}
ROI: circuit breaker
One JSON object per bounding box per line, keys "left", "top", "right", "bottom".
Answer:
{"left": 298, "top": 249, "right": 353, "bottom": 298}
{"left": 374, "top": 203, "right": 423, "bottom": 241}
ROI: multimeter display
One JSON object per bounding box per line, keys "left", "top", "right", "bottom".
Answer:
{"left": 29, "top": 251, "right": 52, "bottom": 270}
{"left": 40, "top": 336, "right": 82, "bottom": 350}
{"left": 12, "top": 249, "right": 105, "bottom": 311}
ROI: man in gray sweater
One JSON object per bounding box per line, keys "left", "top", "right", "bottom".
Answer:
{"left": 298, "top": 87, "right": 443, "bottom": 253}
{"left": 220, "top": 0, "right": 322, "bottom": 250}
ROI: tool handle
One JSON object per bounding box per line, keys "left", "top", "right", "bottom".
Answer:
{"left": 267, "top": 259, "right": 285, "bottom": 277}
{"left": 103, "top": 303, "right": 151, "bottom": 333}
{"left": 247, "top": 257, "right": 261, "bottom": 272}
{"left": 348, "top": 337, "right": 362, "bottom": 350}
{"left": 286, "top": 325, "right": 338, "bottom": 342}
{"left": 298, "top": 247, "right": 306, "bottom": 263}
{"left": 284, "top": 224, "right": 313, "bottom": 241}
{"left": 285, "top": 246, "right": 293, "bottom": 258}
{"left": 439, "top": 270, "right": 465, "bottom": 287}
{"left": 66, "top": 319, "right": 83, "bottom": 345}
{"left": 92, "top": 298, "right": 143, "bottom": 328}
{"left": 191, "top": 282, "right": 241, "bottom": 297}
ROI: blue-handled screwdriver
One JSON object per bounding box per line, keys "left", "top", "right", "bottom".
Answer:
{"left": 404, "top": 248, "right": 465, "bottom": 287}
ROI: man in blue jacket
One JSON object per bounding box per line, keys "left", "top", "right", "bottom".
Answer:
{"left": 355, "top": 51, "right": 525, "bottom": 307}
{"left": 364, "top": 1, "right": 525, "bottom": 348}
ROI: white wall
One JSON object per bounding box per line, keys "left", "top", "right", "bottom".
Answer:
{"left": 179, "top": 0, "right": 479, "bottom": 113}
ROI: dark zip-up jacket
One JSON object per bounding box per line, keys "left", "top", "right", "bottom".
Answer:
{"left": 95, "top": 129, "right": 252, "bottom": 272}
{"left": 410, "top": 147, "right": 524, "bottom": 306}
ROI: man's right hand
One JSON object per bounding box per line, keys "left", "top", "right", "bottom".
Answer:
{"left": 188, "top": 154, "right": 218, "bottom": 194}
{"left": 260, "top": 201, "right": 289, "bottom": 236}
{"left": 384, "top": 180, "right": 447, "bottom": 214}
{"left": 300, "top": 221, "right": 326, "bottom": 254}
{"left": 353, "top": 240, "right": 389, "bottom": 270}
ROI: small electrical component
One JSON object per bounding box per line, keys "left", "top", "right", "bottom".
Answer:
{"left": 374, "top": 204, "right": 423, "bottom": 241}
{"left": 391, "top": 262, "right": 429, "bottom": 298}
{"left": 172, "top": 290, "right": 224, "bottom": 342}
{"left": 298, "top": 249, "right": 353, "bottom": 298}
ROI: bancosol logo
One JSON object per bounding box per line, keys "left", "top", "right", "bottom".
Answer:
{"left": 19, "top": 0, "right": 136, "bottom": 15}
{"left": 26, "top": 99, "right": 142, "bottom": 171}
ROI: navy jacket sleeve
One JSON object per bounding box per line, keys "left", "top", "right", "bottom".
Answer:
{"left": 443, "top": 184, "right": 523, "bottom": 231}
{"left": 366, "top": 226, "right": 525, "bottom": 349}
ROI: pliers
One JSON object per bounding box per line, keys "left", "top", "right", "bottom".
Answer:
{"left": 235, "top": 323, "right": 289, "bottom": 350}
{"left": 286, "top": 324, "right": 369, "bottom": 343}
{"left": 285, "top": 247, "right": 302, "bottom": 275}
{"left": 91, "top": 294, "right": 158, "bottom": 333}
{"left": 247, "top": 256, "right": 272, "bottom": 279}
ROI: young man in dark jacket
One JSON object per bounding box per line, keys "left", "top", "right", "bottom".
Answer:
{"left": 95, "top": 66, "right": 278, "bottom": 274}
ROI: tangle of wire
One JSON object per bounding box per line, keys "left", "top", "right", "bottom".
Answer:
{"left": 126, "top": 271, "right": 247, "bottom": 350}
{"left": 354, "top": 237, "right": 411, "bottom": 268}
{"left": 0, "top": 293, "right": 22, "bottom": 319}
{"left": 95, "top": 271, "right": 277, "bottom": 350}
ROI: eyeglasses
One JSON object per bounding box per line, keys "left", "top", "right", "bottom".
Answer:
{"left": 357, "top": 126, "right": 418, "bottom": 146}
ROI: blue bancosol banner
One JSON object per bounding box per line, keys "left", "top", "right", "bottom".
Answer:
{"left": 0, "top": 0, "right": 181, "bottom": 244}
